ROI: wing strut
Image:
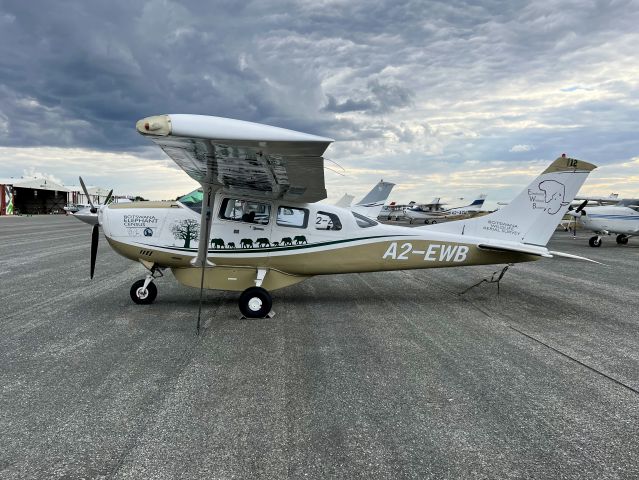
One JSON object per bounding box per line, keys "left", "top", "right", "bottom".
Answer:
{"left": 194, "top": 183, "right": 215, "bottom": 334}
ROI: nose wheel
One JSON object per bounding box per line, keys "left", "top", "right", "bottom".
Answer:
{"left": 130, "top": 279, "right": 158, "bottom": 304}
{"left": 239, "top": 287, "right": 272, "bottom": 318}
{"left": 588, "top": 235, "right": 602, "bottom": 247}
{"left": 130, "top": 265, "right": 163, "bottom": 304}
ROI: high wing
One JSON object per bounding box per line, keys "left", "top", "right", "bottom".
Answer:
{"left": 136, "top": 114, "right": 333, "bottom": 203}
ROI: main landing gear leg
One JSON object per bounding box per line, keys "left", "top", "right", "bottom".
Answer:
{"left": 239, "top": 268, "right": 273, "bottom": 318}
{"left": 130, "top": 265, "right": 163, "bottom": 305}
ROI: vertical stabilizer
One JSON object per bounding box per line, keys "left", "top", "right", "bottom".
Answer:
{"left": 352, "top": 180, "right": 395, "bottom": 219}
{"left": 422, "top": 156, "right": 596, "bottom": 246}
{"left": 334, "top": 193, "right": 355, "bottom": 208}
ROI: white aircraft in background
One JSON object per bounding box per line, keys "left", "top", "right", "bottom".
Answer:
{"left": 574, "top": 193, "right": 620, "bottom": 205}
{"left": 378, "top": 201, "right": 415, "bottom": 221}
{"left": 79, "top": 113, "right": 598, "bottom": 327}
{"left": 567, "top": 198, "right": 639, "bottom": 247}
{"left": 405, "top": 195, "right": 487, "bottom": 224}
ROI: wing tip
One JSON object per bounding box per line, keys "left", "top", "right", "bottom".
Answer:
{"left": 136, "top": 115, "right": 172, "bottom": 136}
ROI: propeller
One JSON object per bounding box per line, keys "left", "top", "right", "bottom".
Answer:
{"left": 79, "top": 176, "right": 97, "bottom": 213}
{"left": 80, "top": 176, "right": 106, "bottom": 279}
{"left": 90, "top": 223, "right": 99, "bottom": 279}
{"left": 566, "top": 200, "right": 588, "bottom": 237}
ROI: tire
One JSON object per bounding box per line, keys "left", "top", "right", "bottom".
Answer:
{"left": 588, "top": 236, "right": 601, "bottom": 248}
{"left": 130, "top": 279, "right": 157, "bottom": 304}
{"left": 616, "top": 234, "right": 629, "bottom": 245}
{"left": 239, "top": 287, "right": 272, "bottom": 318}
{"left": 431, "top": 220, "right": 437, "bottom": 224}
{"left": 424, "top": 220, "right": 430, "bottom": 224}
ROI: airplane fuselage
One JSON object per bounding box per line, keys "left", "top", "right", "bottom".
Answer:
{"left": 578, "top": 206, "right": 639, "bottom": 235}
{"left": 99, "top": 194, "right": 537, "bottom": 292}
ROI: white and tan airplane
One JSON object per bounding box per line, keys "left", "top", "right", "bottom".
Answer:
{"left": 86, "top": 114, "right": 597, "bottom": 326}
{"left": 405, "top": 194, "right": 487, "bottom": 224}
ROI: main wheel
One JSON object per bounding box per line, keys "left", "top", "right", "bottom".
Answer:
{"left": 424, "top": 219, "right": 430, "bottom": 224}
{"left": 431, "top": 220, "right": 437, "bottom": 224}
{"left": 239, "top": 287, "right": 272, "bottom": 318}
{"left": 588, "top": 236, "right": 602, "bottom": 248}
{"left": 616, "top": 234, "right": 629, "bottom": 245}
{"left": 130, "top": 279, "right": 158, "bottom": 304}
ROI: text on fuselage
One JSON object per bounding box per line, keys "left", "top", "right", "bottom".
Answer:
{"left": 382, "top": 242, "right": 469, "bottom": 262}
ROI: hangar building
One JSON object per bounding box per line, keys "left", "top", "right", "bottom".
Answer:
{"left": 0, "top": 177, "right": 70, "bottom": 215}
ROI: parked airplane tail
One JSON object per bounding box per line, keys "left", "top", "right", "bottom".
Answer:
{"left": 468, "top": 194, "right": 487, "bottom": 207}
{"left": 422, "top": 156, "right": 597, "bottom": 246}
{"left": 334, "top": 193, "right": 355, "bottom": 208}
{"left": 351, "top": 180, "right": 395, "bottom": 219}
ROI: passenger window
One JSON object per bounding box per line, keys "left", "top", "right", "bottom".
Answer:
{"left": 277, "top": 206, "right": 309, "bottom": 228}
{"left": 219, "top": 198, "right": 271, "bottom": 224}
{"left": 352, "top": 212, "right": 378, "bottom": 228}
{"left": 316, "top": 211, "right": 342, "bottom": 231}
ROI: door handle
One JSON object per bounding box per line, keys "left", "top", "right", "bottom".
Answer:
{"left": 252, "top": 226, "right": 264, "bottom": 230}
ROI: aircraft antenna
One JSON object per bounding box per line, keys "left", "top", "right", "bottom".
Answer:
{"left": 324, "top": 158, "right": 348, "bottom": 177}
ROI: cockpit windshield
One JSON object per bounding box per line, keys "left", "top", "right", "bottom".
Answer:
{"left": 178, "top": 189, "right": 203, "bottom": 213}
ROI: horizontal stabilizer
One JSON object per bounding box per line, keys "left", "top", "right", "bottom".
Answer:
{"left": 548, "top": 250, "right": 606, "bottom": 265}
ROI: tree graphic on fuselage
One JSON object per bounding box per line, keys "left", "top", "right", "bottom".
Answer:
{"left": 171, "top": 219, "right": 200, "bottom": 248}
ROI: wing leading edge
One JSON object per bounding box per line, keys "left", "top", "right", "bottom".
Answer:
{"left": 136, "top": 114, "right": 334, "bottom": 203}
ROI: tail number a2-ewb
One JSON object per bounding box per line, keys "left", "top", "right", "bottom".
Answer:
{"left": 382, "top": 242, "right": 469, "bottom": 262}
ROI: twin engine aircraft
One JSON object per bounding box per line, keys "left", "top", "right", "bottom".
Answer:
{"left": 86, "top": 114, "right": 597, "bottom": 323}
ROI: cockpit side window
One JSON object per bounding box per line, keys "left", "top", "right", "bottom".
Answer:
{"left": 315, "top": 211, "right": 342, "bottom": 231}
{"left": 178, "top": 189, "right": 203, "bottom": 213}
{"left": 352, "top": 211, "right": 378, "bottom": 228}
{"left": 277, "top": 206, "right": 309, "bottom": 228}
{"left": 219, "top": 198, "right": 271, "bottom": 224}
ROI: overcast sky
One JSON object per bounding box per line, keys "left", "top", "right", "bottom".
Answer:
{"left": 1, "top": 0, "right": 638, "bottom": 205}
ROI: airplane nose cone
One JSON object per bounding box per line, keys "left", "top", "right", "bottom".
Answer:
{"left": 72, "top": 207, "right": 99, "bottom": 225}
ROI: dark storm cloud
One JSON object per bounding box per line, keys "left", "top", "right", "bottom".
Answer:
{"left": 324, "top": 80, "right": 414, "bottom": 114}
{"left": 0, "top": 0, "right": 638, "bottom": 175}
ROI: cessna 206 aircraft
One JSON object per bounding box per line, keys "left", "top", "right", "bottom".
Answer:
{"left": 568, "top": 198, "right": 639, "bottom": 247}
{"left": 86, "top": 114, "right": 597, "bottom": 324}
{"left": 405, "top": 195, "right": 487, "bottom": 224}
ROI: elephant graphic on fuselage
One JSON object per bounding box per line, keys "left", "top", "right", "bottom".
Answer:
{"left": 240, "top": 238, "right": 253, "bottom": 248}
{"left": 281, "top": 237, "right": 293, "bottom": 246}
{"left": 210, "top": 238, "right": 225, "bottom": 249}
{"left": 256, "top": 238, "right": 270, "bottom": 248}
{"left": 227, "top": 242, "right": 236, "bottom": 249}
{"left": 294, "top": 235, "right": 307, "bottom": 245}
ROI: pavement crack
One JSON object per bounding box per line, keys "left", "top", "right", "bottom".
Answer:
{"left": 508, "top": 324, "right": 639, "bottom": 396}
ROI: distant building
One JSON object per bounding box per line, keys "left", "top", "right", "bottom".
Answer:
{"left": 0, "top": 178, "right": 134, "bottom": 215}
{"left": 0, "top": 177, "right": 69, "bottom": 215}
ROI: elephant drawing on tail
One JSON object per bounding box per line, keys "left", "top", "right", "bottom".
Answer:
{"left": 240, "top": 238, "right": 253, "bottom": 248}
